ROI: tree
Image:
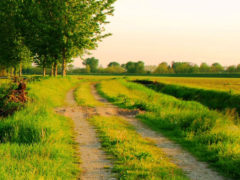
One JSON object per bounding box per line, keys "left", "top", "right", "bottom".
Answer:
{"left": 226, "top": 65, "right": 236, "bottom": 73}
{"left": 104, "top": 66, "right": 126, "bottom": 74}
{"left": 108, "top": 62, "right": 120, "bottom": 67}
{"left": 19, "top": 0, "right": 117, "bottom": 76}
{"left": 172, "top": 62, "right": 193, "bottom": 73}
{"left": 237, "top": 64, "right": 240, "bottom": 72}
{"left": 16, "top": 0, "right": 61, "bottom": 76}
{"left": 125, "top": 62, "right": 135, "bottom": 73}
{"left": 211, "top": 63, "right": 224, "bottom": 72}
{"left": 33, "top": 54, "right": 54, "bottom": 77}
{"left": 0, "top": 1, "right": 33, "bottom": 76}
{"left": 154, "top": 62, "right": 170, "bottom": 74}
{"left": 83, "top": 57, "right": 99, "bottom": 73}
{"left": 199, "top": 63, "right": 210, "bottom": 73}
{"left": 125, "top": 61, "right": 145, "bottom": 73}
{"left": 57, "top": 0, "right": 117, "bottom": 76}
{"left": 190, "top": 64, "right": 200, "bottom": 73}
{"left": 135, "top": 61, "right": 145, "bottom": 73}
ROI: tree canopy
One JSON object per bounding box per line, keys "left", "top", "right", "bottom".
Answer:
{"left": 108, "top": 62, "right": 120, "bottom": 67}
{"left": 154, "top": 62, "right": 171, "bottom": 74}
{"left": 0, "top": 0, "right": 117, "bottom": 76}
{"left": 83, "top": 57, "right": 99, "bottom": 73}
{"left": 125, "top": 61, "right": 145, "bottom": 73}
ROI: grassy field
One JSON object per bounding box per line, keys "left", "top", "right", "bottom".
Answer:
{"left": 70, "top": 74, "right": 240, "bottom": 93}
{"left": 97, "top": 78, "right": 240, "bottom": 179}
{"left": 0, "top": 79, "right": 10, "bottom": 86}
{"left": 76, "top": 75, "right": 240, "bottom": 93}
{"left": 130, "top": 77, "right": 240, "bottom": 94}
{"left": 134, "top": 79, "right": 240, "bottom": 116}
{"left": 0, "top": 77, "right": 79, "bottom": 179}
{"left": 1, "top": 75, "right": 240, "bottom": 179}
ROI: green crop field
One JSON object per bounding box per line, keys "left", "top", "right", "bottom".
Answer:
{"left": 134, "top": 77, "right": 240, "bottom": 93}
{"left": 0, "top": 76, "right": 239, "bottom": 179}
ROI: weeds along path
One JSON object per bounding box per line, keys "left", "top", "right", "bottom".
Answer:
{"left": 56, "top": 89, "right": 115, "bottom": 180}
{"left": 91, "top": 84, "right": 227, "bottom": 180}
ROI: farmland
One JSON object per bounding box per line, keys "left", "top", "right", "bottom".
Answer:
{"left": 132, "top": 77, "right": 240, "bottom": 117}
{"left": 134, "top": 77, "right": 240, "bottom": 93}
{"left": 0, "top": 76, "right": 240, "bottom": 179}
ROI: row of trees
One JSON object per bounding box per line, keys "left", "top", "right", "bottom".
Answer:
{"left": 154, "top": 62, "right": 240, "bottom": 74}
{"left": 21, "top": 56, "right": 240, "bottom": 75}
{"left": 76, "top": 58, "right": 240, "bottom": 74}
{"left": 81, "top": 58, "right": 145, "bottom": 74}
{"left": 0, "top": 0, "right": 116, "bottom": 77}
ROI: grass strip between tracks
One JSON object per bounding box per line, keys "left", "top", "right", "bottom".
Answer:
{"left": 74, "top": 81, "right": 104, "bottom": 107}
{"left": 89, "top": 115, "right": 188, "bottom": 180}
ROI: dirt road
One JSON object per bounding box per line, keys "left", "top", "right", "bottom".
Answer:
{"left": 56, "top": 89, "right": 115, "bottom": 180}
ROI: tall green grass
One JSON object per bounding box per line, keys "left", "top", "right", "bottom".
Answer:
{"left": 0, "top": 79, "right": 10, "bottom": 85}
{"left": 135, "top": 80, "right": 240, "bottom": 117}
{"left": 97, "top": 79, "right": 240, "bottom": 179}
{"left": 0, "top": 77, "right": 79, "bottom": 179}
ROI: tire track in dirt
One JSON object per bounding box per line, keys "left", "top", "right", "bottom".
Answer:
{"left": 55, "top": 89, "right": 116, "bottom": 180}
{"left": 90, "top": 84, "right": 229, "bottom": 180}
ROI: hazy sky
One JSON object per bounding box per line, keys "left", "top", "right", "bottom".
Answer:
{"left": 74, "top": 0, "right": 240, "bottom": 67}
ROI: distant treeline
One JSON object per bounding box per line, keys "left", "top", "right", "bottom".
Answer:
{"left": 152, "top": 62, "right": 240, "bottom": 74}
{"left": 69, "top": 58, "right": 240, "bottom": 75}
{"left": 20, "top": 58, "right": 240, "bottom": 76}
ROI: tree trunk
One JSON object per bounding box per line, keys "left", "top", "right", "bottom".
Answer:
{"left": 51, "top": 64, "right": 54, "bottom": 76}
{"left": 11, "top": 68, "right": 14, "bottom": 77}
{"left": 43, "top": 67, "right": 46, "bottom": 77}
{"left": 62, "top": 48, "right": 66, "bottom": 76}
{"left": 14, "top": 67, "right": 17, "bottom": 77}
{"left": 54, "top": 62, "right": 58, "bottom": 76}
{"left": 5, "top": 70, "right": 8, "bottom": 77}
{"left": 0, "top": 68, "right": 8, "bottom": 76}
{"left": 0, "top": 69, "right": 4, "bottom": 76}
{"left": 19, "top": 63, "right": 22, "bottom": 77}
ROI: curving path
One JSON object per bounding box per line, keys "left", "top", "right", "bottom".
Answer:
{"left": 90, "top": 84, "right": 229, "bottom": 180}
